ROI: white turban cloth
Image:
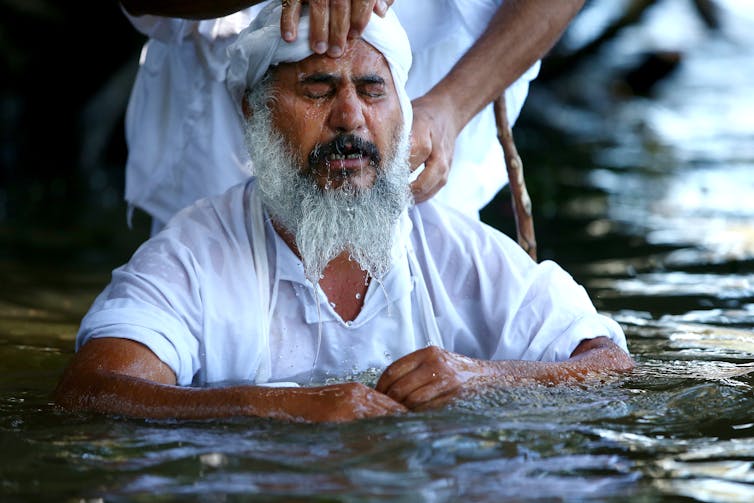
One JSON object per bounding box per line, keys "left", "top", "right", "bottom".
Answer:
{"left": 226, "top": 2, "right": 413, "bottom": 130}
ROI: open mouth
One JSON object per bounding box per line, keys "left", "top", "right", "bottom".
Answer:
{"left": 308, "top": 134, "right": 381, "bottom": 178}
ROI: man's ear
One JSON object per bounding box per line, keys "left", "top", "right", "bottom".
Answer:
{"left": 242, "top": 94, "right": 253, "bottom": 119}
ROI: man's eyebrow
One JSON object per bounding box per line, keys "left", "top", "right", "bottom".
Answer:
{"left": 354, "top": 74, "right": 386, "bottom": 85}
{"left": 298, "top": 72, "right": 386, "bottom": 86}
{"left": 299, "top": 73, "right": 339, "bottom": 84}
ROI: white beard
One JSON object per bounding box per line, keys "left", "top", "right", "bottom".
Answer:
{"left": 243, "top": 88, "right": 413, "bottom": 285}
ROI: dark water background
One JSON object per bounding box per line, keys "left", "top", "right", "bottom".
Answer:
{"left": 2, "top": 0, "right": 754, "bottom": 501}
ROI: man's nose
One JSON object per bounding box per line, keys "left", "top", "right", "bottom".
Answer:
{"left": 328, "top": 86, "right": 366, "bottom": 133}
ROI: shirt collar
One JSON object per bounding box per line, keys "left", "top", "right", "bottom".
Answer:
{"left": 270, "top": 209, "right": 415, "bottom": 327}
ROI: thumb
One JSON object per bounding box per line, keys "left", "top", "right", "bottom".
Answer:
{"left": 408, "top": 132, "right": 430, "bottom": 172}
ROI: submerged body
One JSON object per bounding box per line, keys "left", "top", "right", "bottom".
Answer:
{"left": 74, "top": 179, "right": 628, "bottom": 387}
{"left": 55, "top": 5, "right": 631, "bottom": 423}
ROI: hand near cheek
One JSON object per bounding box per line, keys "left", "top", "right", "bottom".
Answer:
{"left": 375, "top": 346, "right": 487, "bottom": 410}
{"left": 409, "top": 95, "right": 460, "bottom": 204}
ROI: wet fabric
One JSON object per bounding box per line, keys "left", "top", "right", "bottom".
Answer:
{"left": 77, "top": 179, "right": 628, "bottom": 386}
{"left": 392, "top": 0, "right": 539, "bottom": 216}
{"left": 122, "top": 0, "right": 538, "bottom": 228}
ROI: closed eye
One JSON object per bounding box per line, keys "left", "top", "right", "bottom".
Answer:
{"left": 360, "top": 83, "right": 386, "bottom": 98}
{"left": 302, "top": 81, "right": 334, "bottom": 99}
{"left": 356, "top": 75, "right": 386, "bottom": 99}
{"left": 299, "top": 73, "right": 337, "bottom": 99}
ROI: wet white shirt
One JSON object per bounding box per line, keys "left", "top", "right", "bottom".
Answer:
{"left": 77, "top": 179, "right": 628, "bottom": 386}
{"left": 123, "top": 0, "right": 539, "bottom": 227}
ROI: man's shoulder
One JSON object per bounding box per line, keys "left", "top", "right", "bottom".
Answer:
{"left": 161, "top": 180, "right": 254, "bottom": 242}
{"left": 405, "top": 199, "right": 540, "bottom": 307}
{"left": 408, "top": 199, "right": 530, "bottom": 263}
{"left": 411, "top": 199, "right": 505, "bottom": 242}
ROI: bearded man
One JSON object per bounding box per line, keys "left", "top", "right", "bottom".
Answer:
{"left": 54, "top": 4, "right": 633, "bottom": 423}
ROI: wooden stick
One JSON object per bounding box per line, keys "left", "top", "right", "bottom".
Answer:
{"left": 494, "top": 96, "right": 537, "bottom": 261}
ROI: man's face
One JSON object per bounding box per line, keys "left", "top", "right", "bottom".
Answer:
{"left": 244, "top": 40, "right": 411, "bottom": 284}
{"left": 268, "top": 39, "right": 403, "bottom": 191}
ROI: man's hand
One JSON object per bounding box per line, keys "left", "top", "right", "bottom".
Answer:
{"left": 375, "top": 346, "right": 485, "bottom": 410}
{"left": 280, "top": 0, "right": 394, "bottom": 57}
{"left": 374, "top": 338, "right": 635, "bottom": 411}
{"left": 408, "top": 94, "right": 462, "bottom": 204}
{"left": 291, "top": 382, "right": 407, "bottom": 422}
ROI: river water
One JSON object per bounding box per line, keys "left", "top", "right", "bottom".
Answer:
{"left": 2, "top": 1, "right": 754, "bottom": 501}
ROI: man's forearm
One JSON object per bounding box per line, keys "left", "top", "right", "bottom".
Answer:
{"left": 54, "top": 369, "right": 405, "bottom": 422}
{"left": 481, "top": 337, "right": 634, "bottom": 385}
{"left": 428, "top": 0, "right": 585, "bottom": 133}
{"left": 120, "top": 0, "right": 264, "bottom": 19}
{"left": 55, "top": 369, "right": 292, "bottom": 420}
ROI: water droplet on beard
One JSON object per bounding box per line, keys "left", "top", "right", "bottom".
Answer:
{"left": 330, "top": 301, "right": 336, "bottom": 308}
{"left": 355, "top": 293, "right": 361, "bottom": 299}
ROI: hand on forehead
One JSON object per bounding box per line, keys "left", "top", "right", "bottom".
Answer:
{"left": 226, "top": 2, "right": 412, "bottom": 127}
{"left": 279, "top": 0, "right": 395, "bottom": 58}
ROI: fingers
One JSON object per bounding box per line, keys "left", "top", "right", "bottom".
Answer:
{"left": 388, "top": 367, "right": 460, "bottom": 410}
{"left": 313, "top": 382, "right": 406, "bottom": 422}
{"left": 282, "top": 0, "right": 391, "bottom": 57}
{"left": 280, "top": 0, "right": 304, "bottom": 43}
{"left": 409, "top": 135, "right": 451, "bottom": 204}
{"left": 408, "top": 98, "right": 453, "bottom": 203}
{"left": 410, "top": 155, "right": 450, "bottom": 204}
{"left": 349, "top": 0, "right": 374, "bottom": 39}
{"left": 373, "top": 0, "right": 392, "bottom": 17}
{"left": 308, "top": 0, "right": 330, "bottom": 54}
{"left": 389, "top": 366, "right": 453, "bottom": 409}
{"left": 367, "top": 390, "right": 409, "bottom": 415}
{"left": 376, "top": 346, "right": 464, "bottom": 410}
{"left": 408, "top": 128, "right": 431, "bottom": 172}
{"left": 375, "top": 351, "right": 422, "bottom": 395}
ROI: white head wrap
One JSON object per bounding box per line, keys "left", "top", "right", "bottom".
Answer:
{"left": 226, "top": 3, "right": 413, "bottom": 128}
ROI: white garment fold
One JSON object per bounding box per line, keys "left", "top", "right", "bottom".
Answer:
{"left": 77, "top": 179, "right": 629, "bottom": 386}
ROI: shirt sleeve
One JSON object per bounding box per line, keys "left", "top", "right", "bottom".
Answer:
{"left": 413, "top": 202, "right": 628, "bottom": 362}
{"left": 123, "top": 10, "right": 195, "bottom": 42}
{"left": 489, "top": 259, "right": 629, "bottom": 362}
{"left": 75, "top": 234, "right": 204, "bottom": 385}
{"left": 123, "top": 7, "right": 258, "bottom": 43}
